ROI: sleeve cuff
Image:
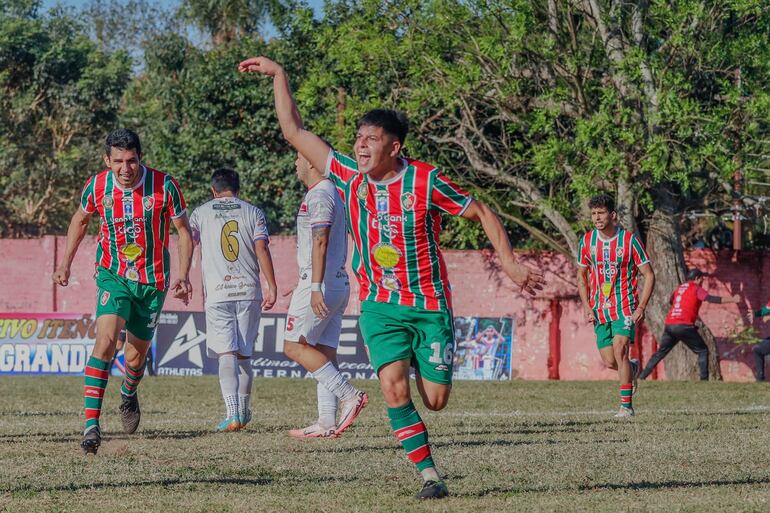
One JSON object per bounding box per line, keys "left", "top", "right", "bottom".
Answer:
{"left": 323, "top": 148, "right": 334, "bottom": 178}
{"left": 171, "top": 208, "right": 187, "bottom": 219}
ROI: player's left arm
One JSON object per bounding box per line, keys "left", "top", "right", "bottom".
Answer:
{"left": 254, "top": 239, "right": 277, "bottom": 311}
{"left": 462, "top": 200, "right": 545, "bottom": 295}
{"left": 632, "top": 263, "right": 655, "bottom": 324}
{"left": 171, "top": 214, "right": 194, "bottom": 305}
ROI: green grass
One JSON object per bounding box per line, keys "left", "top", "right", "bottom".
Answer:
{"left": 1, "top": 377, "right": 770, "bottom": 512}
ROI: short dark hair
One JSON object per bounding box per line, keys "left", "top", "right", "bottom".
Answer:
{"left": 686, "top": 268, "right": 705, "bottom": 281}
{"left": 211, "top": 167, "right": 240, "bottom": 193}
{"left": 357, "top": 109, "right": 409, "bottom": 144}
{"left": 104, "top": 128, "right": 141, "bottom": 157}
{"left": 588, "top": 194, "right": 616, "bottom": 212}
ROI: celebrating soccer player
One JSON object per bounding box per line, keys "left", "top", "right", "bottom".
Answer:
{"left": 752, "top": 299, "right": 770, "bottom": 381}
{"left": 238, "top": 56, "right": 544, "bottom": 499}
{"left": 576, "top": 194, "right": 654, "bottom": 417}
{"left": 283, "top": 152, "right": 368, "bottom": 439}
{"left": 639, "top": 268, "right": 740, "bottom": 381}
{"left": 189, "top": 168, "right": 277, "bottom": 431}
{"left": 53, "top": 129, "right": 193, "bottom": 454}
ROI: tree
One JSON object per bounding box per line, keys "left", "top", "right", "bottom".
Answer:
{"left": 298, "top": 0, "right": 770, "bottom": 379}
{"left": 0, "top": 1, "right": 131, "bottom": 236}
{"left": 179, "top": 0, "right": 286, "bottom": 45}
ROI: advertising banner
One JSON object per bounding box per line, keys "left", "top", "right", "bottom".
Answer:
{"left": 0, "top": 313, "right": 125, "bottom": 375}
{"left": 155, "top": 311, "right": 514, "bottom": 381}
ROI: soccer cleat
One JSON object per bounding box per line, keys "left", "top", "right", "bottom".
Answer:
{"left": 335, "top": 390, "right": 369, "bottom": 436}
{"left": 614, "top": 407, "right": 635, "bottom": 418}
{"left": 239, "top": 409, "right": 252, "bottom": 429}
{"left": 81, "top": 426, "right": 102, "bottom": 455}
{"left": 630, "top": 358, "right": 640, "bottom": 396}
{"left": 416, "top": 479, "right": 449, "bottom": 499}
{"left": 288, "top": 423, "right": 337, "bottom": 438}
{"left": 216, "top": 416, "right": 242, "bottom": 432}
{"left": 119, "top": 392, "right": 141, "bottom": 434}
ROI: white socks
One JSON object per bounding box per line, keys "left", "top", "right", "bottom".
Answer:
{"left": 218, "top": 354, "right": 238, "bottom": 418}
{"left": 237, "top": 358, "right": 253, "bottom": 418}
{"left": 313, "top": 361, "right": 356, "bottom": 402}
{"left": 317, "top": 382, "right": 338, "bottom": 429}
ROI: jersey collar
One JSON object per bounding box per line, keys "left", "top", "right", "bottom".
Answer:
{"left": 366, "top": 158, "right": 408, "bottom": 186}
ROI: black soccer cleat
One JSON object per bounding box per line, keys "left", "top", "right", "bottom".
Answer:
{"left": 416, "top": 479, "right": 449, "bottom": 499}
{"left": 119, "top": 392, "right": 141, "bottom": 434}
{"left": 81, "top": 426, "right": 102, "bottom": 455}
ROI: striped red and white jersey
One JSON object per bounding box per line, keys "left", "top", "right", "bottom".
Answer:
{"left": 325, "top": 150, "right": 472, "bottom": 311}
{"left": 80, "top": 167, "right": 186, "bottom": 291}
{"left": 576, "top": 227, "right": 650, "bottom": 323}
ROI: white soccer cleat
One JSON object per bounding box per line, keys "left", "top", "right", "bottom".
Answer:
{"left": 288, "top": 423, "right": 337, "bottom": 438}
{"left": 336, "top": 390, "right": 368, "bottom": 436}
{"left": 614, "top": 407, "right": 635, "bottom": 418}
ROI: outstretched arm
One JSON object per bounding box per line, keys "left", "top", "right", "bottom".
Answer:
{"left": 461, "top": 200, "right": 544, "bottom": 295}
{"left": 705, "top": 293, "right": 741, "bottom": 304}
{"left": 53, "top": 208, "right": 92, "bottom": 286}
{"left": 239, "top": 57, "right": 331, "bottom": 172}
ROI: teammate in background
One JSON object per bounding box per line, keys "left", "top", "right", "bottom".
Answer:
{"left": 639, "top": 269, "right": 740, "bottom": 381}
{"left": 752, "top": 299, "right": 770, "bottom": 382}
{"left": 283, "top": 152, "right": 367, "bottom": 439}
{"left": 576, "top": 194, "right": 655, "bottom": 418}
{"left": 53, "top": 129, "right": 193, "bottom": 454}
{"left": 189, "top": 168, "right": 277, "bottom": 431}
{"left": 239, "top": 56, "right": 544, "bottom": 499}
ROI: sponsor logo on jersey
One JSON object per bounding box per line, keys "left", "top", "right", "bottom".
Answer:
{"left": 120, "top": 243, "right": 143, "bottom": 262}
{"left": 372, "top": 243, "right": 402, "bottom": 270}
{"left": 213, "top": 202, "right": 242, "bottom": 210}
{"left": 125, "top": 268, "right": 140, "bottom": 281}
{"left": 118, "top": 224, "right": 143, "bottom": 237}
{"left": 298, "top": 202, "right": 308, "bottom": 214}
{"left": 380, "top": 274, "right": 401, "bottom": 292}
{"left": 401, "top": 192, "right": 416, "bottom": 210}
{"left": 434, "top": 364, "right": 449, "bottom": 372}
{"left": 143, "top": 196, "right": 155, "bottom": 210}
{"left": 123, "top": 199, "right": 133, "bottom": 216}
{"left": 376, "top": 191, "right": 388, "bottom": 212}
{"left": 99, "top": 291, "right": 110, "bottom": 306}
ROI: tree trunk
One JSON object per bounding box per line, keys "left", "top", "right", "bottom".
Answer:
{"left": 644, "top": 189, "right": 722, "bottom": 380}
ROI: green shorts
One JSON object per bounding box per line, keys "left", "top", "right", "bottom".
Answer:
{"left": 358, "top": 300, "right": 455, "bottom": 385}
{"left": 95, "top": 267, "right": 167, "bottom": 341}
{"left": 594, "top": 317, "right": 635, "bottom": 349}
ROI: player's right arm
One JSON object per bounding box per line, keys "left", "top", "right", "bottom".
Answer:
{"left": 575, "top": 236, "right": 594, "bottom": 324}
{"left": 238, "top": 56, "right": 331, "bottom": 173}
{"left": 53, "top": 208, "right": 92, "bottom": 286}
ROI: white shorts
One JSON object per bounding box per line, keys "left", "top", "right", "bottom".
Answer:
{"left": 285, "top": 283, "right": 349, "bottom": 348}
{"left": 205, "top": 300, "right": 261, "bottom": 358}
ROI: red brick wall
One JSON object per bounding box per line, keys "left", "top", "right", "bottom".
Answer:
{"left": 1, "top": 237, "right": 767, "bottom": 381}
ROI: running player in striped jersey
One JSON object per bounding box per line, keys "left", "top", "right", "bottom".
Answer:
{"left": 239, "top": 56, "right": 544, "bottom": 499}
{"left": 576, "top": 194, "right": 655, "bottom": 418}
{"left": 53, "top": 129, "right": 194, "bottom": 454}
{"left": 752, "top": 299, "right": 770, "bottom": 381}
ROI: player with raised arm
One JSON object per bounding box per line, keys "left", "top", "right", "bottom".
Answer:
{"left": 576, "top": 194, "right": 655, "bottom": 418}
{"left": 283, "top": 152, "right": 367, "bottom": 439}
{"left": 639, "top": 268, "right": 740, "bottom": 381}
{"left": 189, "top": 168, "right": 277, "bottom": 431}
{"left": 53, "top": 129, "right": 193, "bottom": 454}
{"left": 238, "top": 56, "right": 544, "bottom": 499}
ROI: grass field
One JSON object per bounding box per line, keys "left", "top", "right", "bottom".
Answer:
{"left": 1, "top": 377, "right": 770, "bottom": 512}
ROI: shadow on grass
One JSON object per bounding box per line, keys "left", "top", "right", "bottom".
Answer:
{"left": 579, "top": 476, "right": 770, "bottom": 492}
{"left": 6, "top": 476, "right": 274, "bottom": 494}
{"left": 0, "top": 429, "right": 211, "bottom": 444}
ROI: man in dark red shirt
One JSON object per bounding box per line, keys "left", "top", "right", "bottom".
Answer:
{"left": 752, "top": 300, "right": 770, "bottom": 381}
{"left": 639, "top": 269, "right": 740, "bottom": 380}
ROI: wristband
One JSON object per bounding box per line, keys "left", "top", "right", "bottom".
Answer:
{"left": 311, "top": 282, "right": 322, "bottom": 292}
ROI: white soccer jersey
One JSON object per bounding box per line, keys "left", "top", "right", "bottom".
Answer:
{"left": 296, "top": 179, "right": 348, "bottom": 288}
{"left": 190, "top": 197, "right": 269, "bottom": 305}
